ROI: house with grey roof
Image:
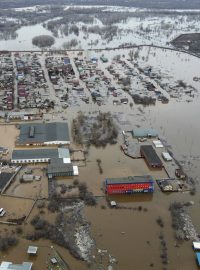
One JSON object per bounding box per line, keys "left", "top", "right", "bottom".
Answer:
{"left": 16, "top": 122, "right": 70, "bottom": 146}
{"left": 0, "top": 261, "right": 32, "bottom": 270}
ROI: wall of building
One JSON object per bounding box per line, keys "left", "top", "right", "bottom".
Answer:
{"left": 106, "top": 182, "right": 154, "bottom": 194}
{"left": 44, "top": 141, "right": 70, "bottom": 145}
{"left": 12, "top": 158, "right": 50, "bottom": 164}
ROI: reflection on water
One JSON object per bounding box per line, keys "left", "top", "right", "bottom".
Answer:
{"left": 108, "top": 193, "right": 153, "bottom": 202}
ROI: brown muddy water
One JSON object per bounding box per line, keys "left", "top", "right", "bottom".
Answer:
{"left": 0, "top": 48, "right": 200, "bottom": 269}
{"left": 74, "top": 95, "right": 200, "bottom": 268}
{"left": 0, "top": 124, "right": 19, "bottom": 152}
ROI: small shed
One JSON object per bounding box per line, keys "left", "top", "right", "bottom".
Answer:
{"left": 159, "top": 180, "right": 173, "bottom": 191}
{"left": 51, "top": 258, "right": 57, "bottom": 264}
{"left": 100, "top": 56, "right": 108, "bottom": 63}
{"left": 110, "top": 201, "right": 117, "bottom": 207}
{"left": 153, "top": 140, "right": 163, "bottom": 148}
{"left": 120, "top": 98, "right": 128, "bottom": 104}
{"left": 22, "top": 174, "right": 34, "bottom": 182}
{"left": 73, "top": 166, "right": 79, "bottom": 176}
{"left": 175, "top": 169, "right": 186, "bottom": 179}
{"left": 193, "top": 242, "right": 200, "bottom": 251}
{"left": 27, "top": 246, "right": 38, "bottom": 255}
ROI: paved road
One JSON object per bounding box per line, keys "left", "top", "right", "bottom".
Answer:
{"left": 11, "top": 53, "right": 18, "bottom": 108}
{"left": 39, "top": 53, "right": 61, "bottom": 109}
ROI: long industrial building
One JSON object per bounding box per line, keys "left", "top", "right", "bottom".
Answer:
{"left": 11, "top": 148, "right": 70, "bottom": 164}
{"left": 105, "top": 175, "right": 154, "bottom": 195}
{"left": 16, "top": 122, "right": 70, "bottom": 146}
{"left": 11, "top": 148, "right": 78, "bottom": 178}
{"left": 140, "top": 145, "right": 163, "bottom": 169}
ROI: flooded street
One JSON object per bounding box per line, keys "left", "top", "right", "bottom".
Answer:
{"left": 0, "top": 43, "right": 200, "bottom": 269}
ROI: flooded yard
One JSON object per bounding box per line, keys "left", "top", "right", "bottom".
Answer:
{"left": 0, "top": 41, "right": 200, "bottom": 269}
{"left": 0, "top": 125, "right": 19, "bottom": 150}
{"left": 5, "top": 167, "right": 48, "bottom": 199}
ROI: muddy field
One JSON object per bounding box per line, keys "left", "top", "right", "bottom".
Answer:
{"left": 5, "top": 167, "right": 48, "bottom": 199}
{"left": 0, "top": 125, "right": 19, "bottom": 150}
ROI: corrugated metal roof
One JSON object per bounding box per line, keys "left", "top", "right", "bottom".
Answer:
{"left": 141, "top": 145, "right": 162, "bottom": 166}
{"left": 12, "top": 148, "right": 58, "bottom": 160}
{"left": 27, "top": 246, "right": 38, "bottom": 254}
{"left": 133, "top": 128, "right": 158, "bottom": 138}
{"left": 58, "top": 148, "right": 70, "bottom": 159}
{"left": 106, "top": 175, "right": 154, "bottom": 185}
{"left": 12, "top": 148, "right": 70, "bottom": 161}
{"left": 17, "top": 122, "right": 70, "bottom": 145}
{"left": 47, "top": 159, "right": 73, "bottom": 174}
{"left": 0, "top": 262, "right": 32, "bottom": 270}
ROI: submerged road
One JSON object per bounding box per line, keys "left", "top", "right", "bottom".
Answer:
{"left": 3, "top": 44, "right": 200, "bottom": 59}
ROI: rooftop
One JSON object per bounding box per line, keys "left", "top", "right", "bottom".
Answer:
{"left": 27, "top": 246, "right": 38, "bottom": 254}
{"left": 0, "top": 262, "right": 32, "bottom": 270}
{"left": 193, "top": 241, "right": 200, "bottom": 250}
{"left": 196, "top": 252, "right": 200, "bottom": 266}
{"left": 12, "top": 148, "right": 70, "bottom": 161}
{"left": 17, "top": 122, "right": 70, "bottom": 145}
{"left": 47, "top": 158, "right": 73, "bottom": 174}
{"left": 141, "top": 145, "right": 162, "bottom": 165}
{"left": 133, "top": 128, "right": 158, "bottom": 138}
{"left": 106, "top": 175, "right": 154, "bottom": 185}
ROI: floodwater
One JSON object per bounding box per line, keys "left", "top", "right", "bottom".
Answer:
{"left": 5, "top": 167, "right": 49, "bottom": 199}
{"left": 0, "top": 6, "right": 200, "bottom": 50}
{"left": 79, "top": 145, "right": 168, "bottom": 195}
{"left": 68, "top": 48, "right": 200, "bottom": 269}
{"left": 0, "top": 125, "right": 19, "bottom": 150}
{"left": 0, "top": 46, "right": 200, "bottom": 269}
